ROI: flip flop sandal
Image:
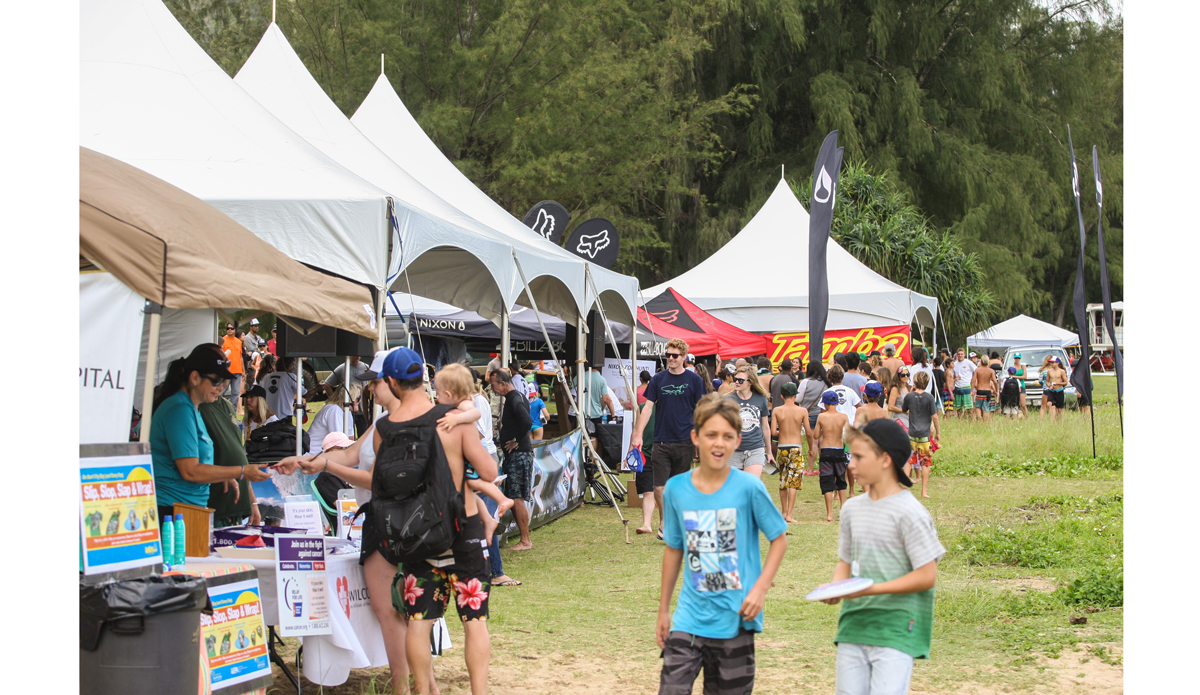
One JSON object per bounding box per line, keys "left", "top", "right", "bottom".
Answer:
{"left": 656, "top": 529, "right": 664, "bottom": 541}
{"left": 493, "top": 577, "right": 522, "bottom": 586}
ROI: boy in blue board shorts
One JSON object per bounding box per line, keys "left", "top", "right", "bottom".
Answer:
{"left": 657, "top": 393, "right": 789, "bottom": 695}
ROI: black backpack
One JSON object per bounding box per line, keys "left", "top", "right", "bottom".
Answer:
{"left": 369, "top": 404, "right": 466, "bottom": 565}
{"left": 244, "top": 418, "right": 311, "bottom": 463}
{"left": 1000, "top": 376, "right": 1021, "bottom": 406}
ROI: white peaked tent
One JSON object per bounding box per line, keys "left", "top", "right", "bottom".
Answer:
{"left": 967, "top": 314, "right": 1080, "bottom": 349}
{"left": 644, "top": 178, "right": 940, "bottom": 333}
{"left": 81, "top": 0, "right": 391, "bottom": 289}
{"left": 235, "top": 24, "right": 593, "bottom": 322}
{"left": 351, "top": 74, "right": 641, "bottom": 326}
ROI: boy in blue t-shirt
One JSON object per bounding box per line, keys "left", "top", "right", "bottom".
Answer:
{"left": 657, "top": 393, "right": 789, "bottom": 695}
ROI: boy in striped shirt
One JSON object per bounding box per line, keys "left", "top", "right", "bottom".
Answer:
{"left": 819, "top": 419, "right": 946, "bottom": 694}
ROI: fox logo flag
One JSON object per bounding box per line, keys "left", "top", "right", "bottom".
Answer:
{"left": 522, "top": 200, "right": 570, "bottom": 245}
{"left": 563, "top": 217, "right": 620, "bottom": 268}
{"left": 807, "top": 132, "right": 844, "bottom": 367}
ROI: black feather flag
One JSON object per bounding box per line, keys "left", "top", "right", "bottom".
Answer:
{"left": 1067, "top": 126, "right": 1096, "bottom": 456}
{"left": 1092, "top": 146, "right": 1123, "bottom": 404}
{"left": 808, "top": 132, "right": 843, "bottom": 367}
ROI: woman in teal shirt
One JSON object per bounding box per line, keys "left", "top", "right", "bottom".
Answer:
{"left": 150, "top": 345, "right": 270, "bottom": 519}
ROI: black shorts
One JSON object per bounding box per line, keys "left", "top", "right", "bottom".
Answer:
{"left": 1046, "top": 390, "right": 1065, "bottom": 409}
{"left": 501, "top": 450, "right": 535, "bottom": 501}
{"left": 358, "top": 503, "right": 381, "bottom": 566}
{"left": 635, "top": 448, "right": 655, "bottom": 495}
{"left": 819, "top": 448, "right": 848, "bottom": 494}
{"left": 659, "top": 629, "right": 755, "bottom": 695}
{"left": 653, "top": 440, "right": 695, "bottom": 487}
{"left": 392, "top": 515, "right": 490, "bottom": 622}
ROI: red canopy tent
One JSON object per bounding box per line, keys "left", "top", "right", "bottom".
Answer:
{"left": 638, "top": 287, "right": 769, "bottom": 358}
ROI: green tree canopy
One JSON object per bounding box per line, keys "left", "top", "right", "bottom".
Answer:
{"left": 165, "top": 0, "right": 1122, "bottom": 333}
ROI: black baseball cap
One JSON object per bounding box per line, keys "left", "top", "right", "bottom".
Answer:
{"left": 859, "top": 419, "right": 914, "bottom": 487}
{"left": 184, "top": 347, "right": 235, "bottom": 381}
{"left": 242, "top": 384, "right": 267, "bottom": 400}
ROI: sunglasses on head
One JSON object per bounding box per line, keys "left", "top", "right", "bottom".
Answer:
{"left": 665, "top": 352, "right": 683, "bottom": 359}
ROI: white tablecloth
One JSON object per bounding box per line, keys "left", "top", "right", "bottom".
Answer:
{"left": 190, "top": 552, "right": 386, "bottom": 686}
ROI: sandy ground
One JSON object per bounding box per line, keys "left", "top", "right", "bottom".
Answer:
{"left": 269, "top": 640, "right": 1122, "bottom": 694}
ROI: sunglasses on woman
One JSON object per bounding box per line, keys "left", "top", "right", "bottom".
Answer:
{"left": 733, "top": 377, "right": 748, "bottom": 384}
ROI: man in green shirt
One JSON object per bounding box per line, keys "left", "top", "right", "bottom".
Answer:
{"left": 199, "top": 395, "right": 261, "bottom": 527}
{"left": 819, "top": 419, "right": 946, "bottom": 694}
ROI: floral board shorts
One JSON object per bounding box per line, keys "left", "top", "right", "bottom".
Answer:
{"left": 909, "top": 437, "right": 933, "bottom": 470}
{"left": 776, "top": 446, "right": 804, "bottom": 490}
{"left": 392, "top": 515, "right": 491, "bottom": 622}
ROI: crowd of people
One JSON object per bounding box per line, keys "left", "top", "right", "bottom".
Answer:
{"left": 144, "top": 317, "right": 1096, "bottom": 695}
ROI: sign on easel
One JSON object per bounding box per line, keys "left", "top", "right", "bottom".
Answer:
{"left": 274, "top": 535, "right": 332, "bottom": 636}
{"left": 79, "top": 453, "right": 162, "bottom": 575}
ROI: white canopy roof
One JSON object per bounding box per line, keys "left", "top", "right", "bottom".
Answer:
{"left": 234, "top": 24, "right": 596, "bottom": 322}
{"left": 644, "top": 178, "right": 939, "bottom": 333}
{"left": 967, "top": 314, "right": 1081, "bottom": 349}
{"left": 81, "top": 0, "right": 390, "bottom": 288}
{"left": 351, "top": 74, "right": 641, "bottom": 326}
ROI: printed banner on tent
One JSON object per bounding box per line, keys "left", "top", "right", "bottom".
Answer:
{"left": 765, "top": 325, "right": 912, "bottom": 370}
{"left": 500, "top": 429, "right": 585, "bottom": 537}
{"left": 79, "top": 453, "right": 163, "bottom": 575}
{"left": 80, "top": 272, "right": 146, "bottom": 444}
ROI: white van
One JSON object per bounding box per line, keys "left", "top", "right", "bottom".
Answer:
{"left": 1002, "top": 346, "right": 1077, "bottom": 408}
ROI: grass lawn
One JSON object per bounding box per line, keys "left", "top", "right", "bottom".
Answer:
{"left": 270, "top": 378, "right": 1123, "bottom": 694}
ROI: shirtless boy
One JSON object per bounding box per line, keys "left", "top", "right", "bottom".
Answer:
{"left": 970, "top": 360, "right": 999, "bottom": 422}
{"left": 770, "top": 381, "right": 810, "bottom": 523}
{"left": 854, "top": 382, "right": 889, "bottom": 428}
{"left": 812, "top": 391, "right": 850, "bottom": 522}
{"left": 1044, "top": 357, "right": 1069, "bottom": 422}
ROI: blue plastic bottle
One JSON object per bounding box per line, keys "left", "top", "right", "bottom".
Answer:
{"left": 174, "top": 513, "right": 187, "bottom": 569}
{"left": 161, "top": 516, "right": 175, "bottom": 569}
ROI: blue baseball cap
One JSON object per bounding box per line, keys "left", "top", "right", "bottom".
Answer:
{"left": 1007, "top": 366, "right": 1017, "bottom": 375}
{"left": 864, "top": 382, "right": 883, "bottom": 398}
{"left": 821, "top": 390, "right": 840, "bottom": 405}
{"left": 381, "top": 347, "right": 425, "bottom": 380}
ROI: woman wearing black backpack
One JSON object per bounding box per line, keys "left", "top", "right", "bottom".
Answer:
{"left": 375, "top": 348, "right": 498, "bottom": 695}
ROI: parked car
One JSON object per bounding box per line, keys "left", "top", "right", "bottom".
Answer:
{"left": 1002, "top": 346, "right": 1077, "bottom": 408}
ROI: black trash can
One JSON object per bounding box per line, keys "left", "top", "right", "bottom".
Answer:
{"left": 80, "top": 574, "right": 211, "bottom": 695}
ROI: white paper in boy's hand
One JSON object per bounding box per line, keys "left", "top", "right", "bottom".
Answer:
{"left": 491, "top": 474, "right": 508, "bottom": 485}
{"left": 805, "top": 577, "right": 874, "bottom": 602}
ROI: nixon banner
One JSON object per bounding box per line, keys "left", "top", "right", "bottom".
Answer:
{"left": 1066, "top": 127, "right": 1094, "bottom": 406}
{"left": 765, "top": 325, "right": 912, "bottom": 371}
{"left": 1092, "top": 145, "right": 1123, "bottom": 399}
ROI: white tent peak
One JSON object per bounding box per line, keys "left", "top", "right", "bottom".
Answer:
{"left": 967, "top": 314, "right": 1080, "bottom": 349}
{"left": 351, "top": 73, "right": 641, "bottom": 326}
{"left": 81, "top": 0, "right": 391, "bottom": 288}
{"left": 644, "top": 178, "right": 938, "bottom": 333}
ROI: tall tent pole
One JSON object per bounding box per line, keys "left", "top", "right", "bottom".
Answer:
{"left": 138, "top": 302, "right": 163, "bottom": 443}
{"left": 343, "top": 356, "right": 352, "bottom": 436}
{"left": 295, "top": 357, "right": 304, "bottom": 457}
{"left": 501, "top": 307, "right": 511, "bottom": 369}
{"left": 511, "top": 253, "right": 626, "bottom": 527}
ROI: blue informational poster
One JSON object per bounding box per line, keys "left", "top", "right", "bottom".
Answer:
{"left": 79, "top": 454, "right": 162, "bottom": 575}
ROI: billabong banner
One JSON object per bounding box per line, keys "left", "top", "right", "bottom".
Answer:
{"left": 765, "top": 325, "right": 912, "bottom": 370}
{"left": 499, "top": 429, "right": 584, "bottom": 538}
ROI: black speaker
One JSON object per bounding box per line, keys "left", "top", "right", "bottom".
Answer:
{"left": 588, "top": 310, "right": 606, "bottom": 366}
{"left": 278, "top": 323, "right": 375, "bottom": 358}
